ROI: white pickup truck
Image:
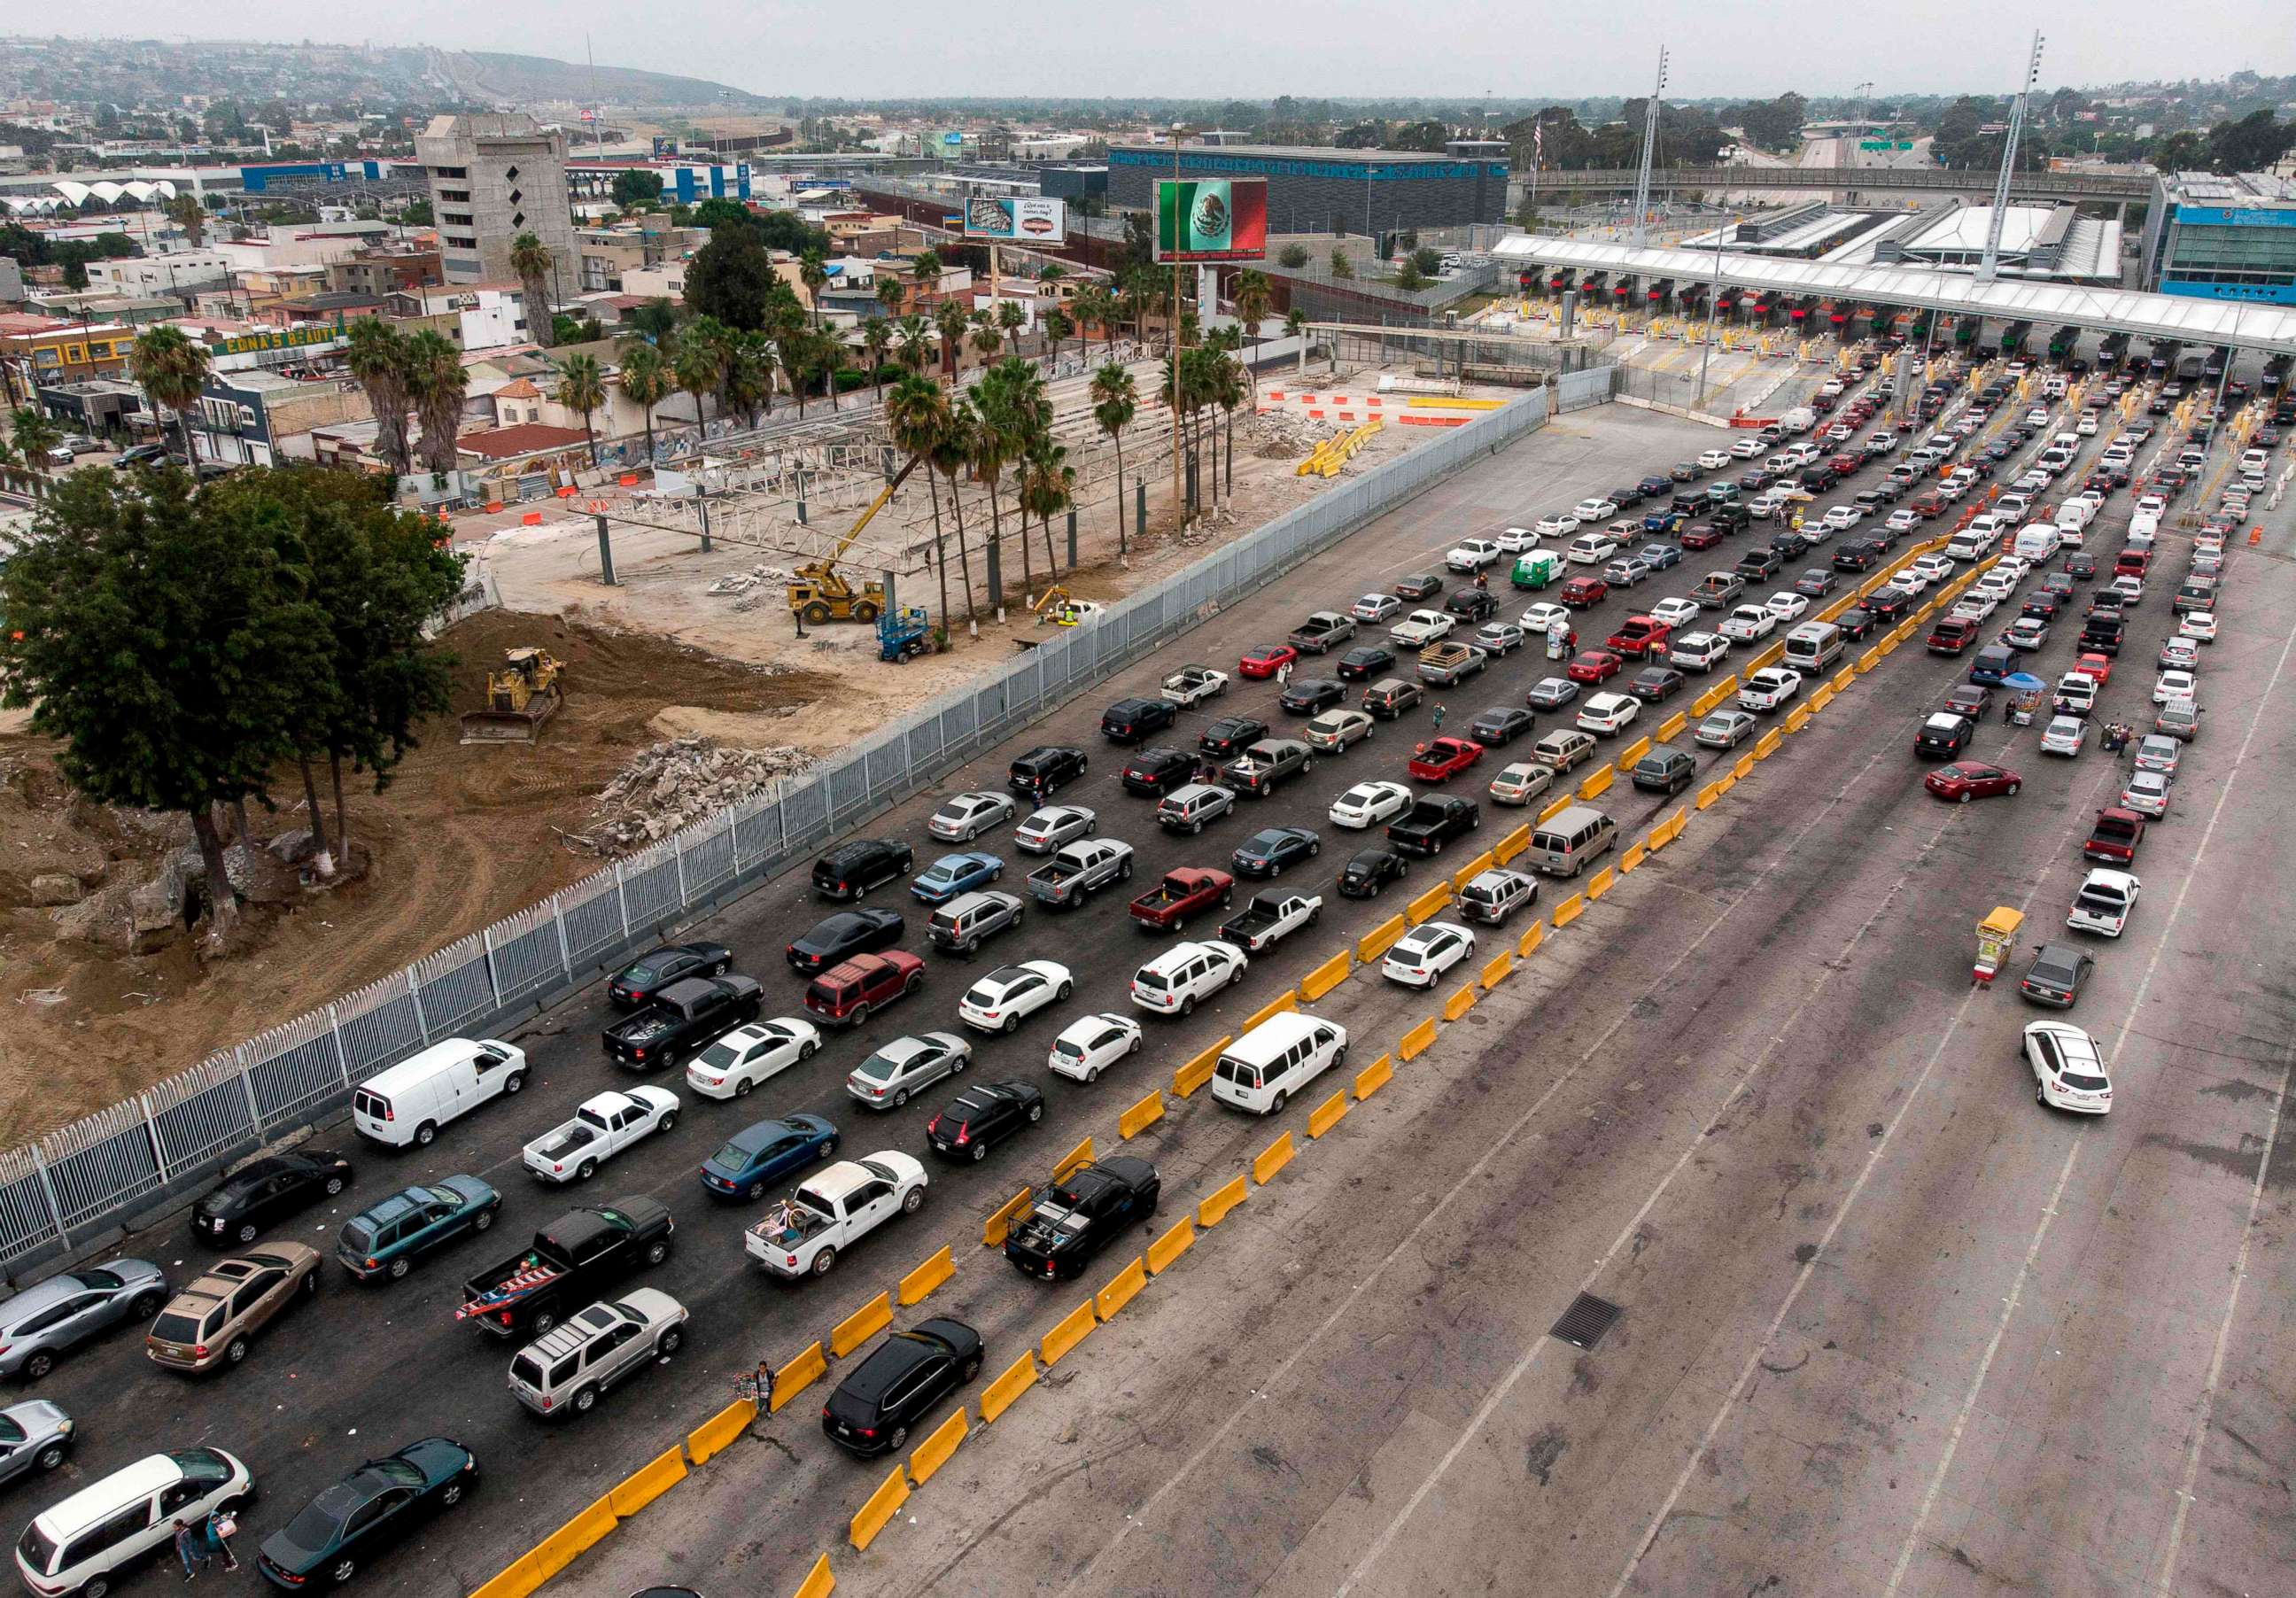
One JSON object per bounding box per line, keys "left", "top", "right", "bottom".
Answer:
{"left": 1216, "top": 889, "right": 1322, "bottom": 953}
{"left": 1160, "top": 664, "right": 1230, "bottom": 706}
{"left": 1389, "top": 609, "right": 1455, "bottom": 649}
{"left": 523, "top": 1087, "right": 679, "bottom": 1183}
{"left": 745, "top": 1153, "right": 928, "bottom": 1277}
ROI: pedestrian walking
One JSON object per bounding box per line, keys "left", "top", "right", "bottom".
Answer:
{"left": 1431, "top": 702, "right": 1447, "bottom": 733}
{"left": 175, "top": 1522, "right": 210, "bottom": 1582}
{"left": 206, "top": 1511, "right": 240, "bottom": 1573}
{"left": 1276, "top": 661, "right": 1292, "bottom": 687}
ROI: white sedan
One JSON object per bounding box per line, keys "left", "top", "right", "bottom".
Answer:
{"left": 1381, "top": 921, "right": 1476, "bottom": 989}
{"left": 685, "top": 1019, "right": 822, "bottom": 1100}
{"left": 1447, "top": 538, "right": 1503, "bottom": 571}
{"left": 1649, "top": 597, "right": 1703, "bottom": 628}
{"left": 1048, "top": 1012, "right": 1143, "bottom": 1083}
{"left": 1885, "top": 508, "right": 1921, "bottom": 532}
{"left": 1739, "top": 666, "right": 1804, "bottom": 711}
{"left": 1520, "top": 601, "right": 1572, "bottom": 634}
{"left": 2153, "top": 669, "right": 2197, "bottom": 704}
{"left": 1576, "top": 693, "right": 1640, "bottom": 737}
{"left": 1535, "top": 513, "right": 1582, "bottom": 538}
{"left": 1765, "top": 592, "right": 1810, "bottom": 624}
{"left": 958, "top": 960, "right": 1074, "bottom": 1034}
{"left": 1823, "top": 505, "right": 1864, "bottom": 531}
{"left": 1494, "top": 525, "right": 1540, "bottom": 553}
{"left": 1571, "top": 497, "right": 1620, "bottom": 521}
{"left": 1012, "top": 805, "right": 1097, "bottom": 854}
{"left": 2179, "top": 611, "right": 2216, "bottom": 644}
{"left": 1730, "top": 438, "right": 1765, "bottom": 459}
{"left": 1696, "top": 449, "right": 1733, "bottom": 470}
{"left": 1330, "top": 780, "right": 1414, "bottom": 829}
{"left": 2024, "top": 1020, "right": 2113, "bottom": 1113}
{"left": 929, "top": 790, "right": 1019, "bottom": 842}
{"left": 1719, "top": 604, "right": 1777, "bottom": 643}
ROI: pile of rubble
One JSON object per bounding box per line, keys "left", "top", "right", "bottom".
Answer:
{"left": 1248, "top": 411, "right": 1340, "bottom": 458}
{"left": 577, "top": 735, "right": 817, "bottom": 854}
{"left": 705, "top": 563, "right": 798, "bottom": 616}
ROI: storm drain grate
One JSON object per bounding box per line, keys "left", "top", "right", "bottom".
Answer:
{"left": 1550, "top": 1292, "right": 1623, "bottom": 1350}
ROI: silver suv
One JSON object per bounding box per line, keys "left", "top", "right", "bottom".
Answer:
{"left": 0, "top": 1260, "right": 169, "bottom": 1382}
{"left": 508, "top": 1289, "right": 687, "bottom": 1418}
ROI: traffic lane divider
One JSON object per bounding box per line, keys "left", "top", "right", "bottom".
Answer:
{"left": 1307, "top": 1090, "right": 1349, "bottom": 1138}
{"left": 1353, "top": 1052, "right": 1393, "bottom": 1100}
{"left": 769, "top": 1345, "right": 826, "bottom": 1414}
{"left": 1537, "top": 793, "right": 1574, "bottom": 825}
{"left": 1450, "top": 850, "right": 1494, "bottom": 891}
{"left": 898, "top": 1246, "right": 953, "bottom": 1307}
{"left": 1552, "top": 893, "right": 1584, "bottom": 927}
{"left": 1095, "top": 1256, "right": 1149, "bottom": 1321}
{"left": 1197, "top": 1175, "right": 1248, "bottom": 1227}
{"left": 792, "top": 1553, "right": 834, "bottom": 1598}
{"left": 907, "top": 1409, "right": 968, "bottom": 1488}
{"left": 688, "top": 1396, "right": 758, "bottom": 1462}
{"left": 1733, "top": 751, "right": 1755, "bottom": 780}
{"left": 830, "top": 1292, "right": 892, "bottom": 1359}
{"left": 1654, "top": 711, "right": 1687, "bottom": 742}
{"left": 1245, "top": 989, "right": 1299, "bottom": 1029}
{"left": 1119, "top": 1089, "right": 1165, "bottom": 1139}
{"left": 1585, "top": 865, "right": 1616, "bottom": 903}
{"left": 1517, "top": 920, "right": 1543, "bottom": 957}
{"left": 1480, "top": 950, "right": 1513, "bottom": 989}
{"left": 1618, "top": 841, "right": 1645, "bottom": 873}
{"left": 608, "top": 1447, "right": 687, "bottom": 1519}
{"left": 1442, "top": 982, "right": 1477, "bottom": 1021}
{"left": 1300, "top": 949, "right": 1352, "bottom": 999}
{"left": 1399, "top": 1016, "right": 1439, "bottom": 1059}
{"left": 1173, "top": 1036, "right": 1229, "bottom": 1098}
{"left": 1615, "top": 735, "right": 1650, "bottom": 771}
{"left": 1407, "top": 881, "right": 1454, "bottom": 924}
{"left": 1493, "top": 822, "right": 1532, "bottom": 863}
{"left": 849, "top": 1465, "right": 909, "bottom": 1552}
{"left": 980, "top": 1351, "right": 1037, "bottom": 1423}
{"left": 1578, "top": 765, "right": 1613, "bottom": 801}
{"left": 1051, "top": 1135, "right": 1094, "bottom": 1183}
{"left": 1357, "top": 915, "right": 1408, "bottom": 963}
{"left": 1253, "top": 1130, "right": 1296, "bottom": 1184}
{"left": 1755, "top": 728, "right": 1782, "bottom": 759}
{"left": 982, "top": 1186, "right": 1035, "bottom": 1248}
{"left": 1146, "top": 1216, "right": 1195, "bottom": 1274}
{"left": 1040, "top": 1299, "right": 1097, "bottom": 1365}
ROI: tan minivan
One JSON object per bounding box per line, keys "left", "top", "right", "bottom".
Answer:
{"left": 1527, "top": 805, "right": 1618, "bottom": 878}
{"left": 145, "top": 1244, "right": 321, "bottom": 1373}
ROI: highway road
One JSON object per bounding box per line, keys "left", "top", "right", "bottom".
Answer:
{"left": 12, "top": 349, "right": 2283, "bottom": 1598}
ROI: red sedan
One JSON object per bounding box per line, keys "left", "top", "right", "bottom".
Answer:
{"left": 1407, "top": 735, "right": 1486, "bottom": 782}
{"left": 1558, "top": 575, "right": 1610, "bottom": 609}
{"left": 1565, "top": 649, "right": 1623, "bottom": 685}
{"left": 1925, "top": 761, "right": 2022, "bottom": 803}
{"left": 1679, "top": 524, "right": 1725, "bottom": 551}
{"left": 1237, "top": 645, "right": 1297, "bottom": 680}
{"left": 2069, "top": 652, "right": 2112, "bottom": 686}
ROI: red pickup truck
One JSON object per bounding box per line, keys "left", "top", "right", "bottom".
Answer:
{"left": 1407, "top": 736, "right": 1485, "bottom": 782}
{"left": 1605, "top": 616, "right": 1672, "bottom": 658}
{"left": 1128, "top": 867, "right": 1235, "bottom": 933}
{"left": 2083, "top": 808, "right": 2145, "bottom": 865}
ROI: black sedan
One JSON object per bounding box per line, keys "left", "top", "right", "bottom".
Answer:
{"left": 1467, "top": 706, "right": 1535, "bottom": 746}
{"left": 1793, "top": 568, "right": 1837, "bottom": 598}
{"left": 1610, "top": 483, "right": 1648, "bottom": 507}
{"left": 1337, "top": 848, "right": 1410, "bottom": 900}
{"left": 821, "top": 1318, "right": 984, "bottom": 1456}
{"left": 1121, "top": 747, "right": 1196, "bottom": 796}
{"left": 786, "top": 907, "right": 904, "bottom": 974}
{"left": 1835, "top": 607, "right": 1879, "bottom": 641}
{"left": 192, "top": 1150, "right": 355, "bottom": 1246}
{"left": 1394, "top": 571, "right": 1445, "bottom": 600}
{"left": 2019, "top": 943, "right": 2095, "bottom": 1009}
{"left": 258, "top": 1437, "right": 477, "bottom": 1587}
{"left": 926, "top": 1082, "right": 1044, "bottom": 1163}
{"left": 1232, "top": 826, "right": 1321, "bottom": 879}
{"left": 1278, "top": 678, "right": 1346, "bottom": 715}
{"left": 1627, "top": 666, "right": 1686, "bottom": 704}
{"left": 1337, "top": 645, "right": 1398, "bottom": 682}
{"left": 1198, "top": 717, "right": 1269, "bottom": 758}
{"left": 608, "top": 942, "right": 734, "bottom": 1007}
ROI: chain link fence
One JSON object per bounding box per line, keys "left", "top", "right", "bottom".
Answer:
{"left": 0, "top": 366, "right": 1616, "bottom": 1284}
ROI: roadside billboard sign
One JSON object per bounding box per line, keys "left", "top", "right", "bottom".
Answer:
{"left": 963, "top": 196, "right": 1068, "bottom": 243}
{"left": 1153, "top": 178, "right": 1268, "bottom": 263}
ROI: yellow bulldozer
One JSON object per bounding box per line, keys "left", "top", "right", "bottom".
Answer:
{"left": 460, "top": 648, "right": 565, "bottom": 745}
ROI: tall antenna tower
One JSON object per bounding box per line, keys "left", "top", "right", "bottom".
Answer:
{"left": 1630, "top": 48, "right": 1670, "bottom": 247}
{"left": 1978, "top": 31, "right": 2044, "bottom": 284}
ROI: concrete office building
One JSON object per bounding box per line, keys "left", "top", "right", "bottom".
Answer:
{"left": 1106, "top": 142, "right": 1509, "bottom": 237}
{"left": 415, "top": 113, "right": 580, "bottom": 303}
{"left": 2141, "top": 172, "right": 2296, "bottom": 306}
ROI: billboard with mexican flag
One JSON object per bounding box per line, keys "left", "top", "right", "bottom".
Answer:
{"left": 1154, "top": 178, "right": 1268, "bottom": 263}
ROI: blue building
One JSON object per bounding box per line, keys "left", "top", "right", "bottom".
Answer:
{"left": 2142, "top": 172, "right": 2296, "bottom": 306}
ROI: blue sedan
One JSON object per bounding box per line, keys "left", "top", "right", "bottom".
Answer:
{"left": 701, "top": 1113, "right": 841, "bottom": 1200}
{"left": 911, "top": 851, "right": 1004, "bottom": 904}
{"left": 1637, "top": 542, "right": 1682, "bottom": 570}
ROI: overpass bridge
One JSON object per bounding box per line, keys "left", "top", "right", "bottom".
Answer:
{"left": 1526, "top": 165, "right": 2153, "bottom": 205}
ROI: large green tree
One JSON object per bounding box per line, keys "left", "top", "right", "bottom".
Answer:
{"left": 684, "top": 221, "right": 780, "bottom": 331}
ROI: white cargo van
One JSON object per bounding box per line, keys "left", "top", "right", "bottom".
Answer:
{"left": 2013, "top": 523, "right": 2061, "bottom": 562}
{"left": 1779, "top": 407, "right": 1817, "bottom": 436}
{"left": 2127, "top": 508, "right": 2160, "bottom": 547}
{"left": 1210, "top": 1012, "right": 1349, "bottom": 1116}
{"left": 353, "top": 1037, "right": 528, "bottom": 1148}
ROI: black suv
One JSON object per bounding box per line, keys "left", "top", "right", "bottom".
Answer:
{"left": 1099, "top": 697, "right": 1178, "bottom": 744}
{"left": 821, "top": 1318, "right": 984, "bottom": 1456}
{"left": 812, "top": 838, "right": 914, "bottom": 902}
{"left": 926, "top": 1081, "right": 1045, "bottom": 1162}
{"left": 1443, "top": 587, "right": 1500, "bottom": 622}
{"left": 1008, "top": 746, "right": 1087, "bottom": 799}
{"left": 1121, "top": 747, "right": 1196, "bottom": 795}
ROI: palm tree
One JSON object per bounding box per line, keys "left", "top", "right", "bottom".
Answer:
{"left": 617, "top": 339, "right": 671, "bottom": 464}
{"left": 1213, "top": 353, "right": 1245, "bottom": 497}
{"left": 345, "top": 318, "right": 412, "bottom": 475}
{"left": 726, "top": 331, "right": 774, "bottom": 428}
{"left": 401, "top": 330, "right": 468, "bottom": 475}
{"left": 884, "top": 372, "right": 955, "bottom": 627}
{"left": 933, "top": 301, "right": 969, "bottom": 379}
{"left": 1038, "top": 263, "right": 1067, "bottom": 290}
{"left": 673, "top": 317, "right": 730, "bottom": 426}
{"left": 1073, "top": 283, "right": 1113, "bottom": 364}
{"left": 1284, "top": 307, "right": 1310, "bottom": 377}
{"left": 996, "top": 299, "right": 1026, "bottom": 357}
{"left": 164, "top": 190, "right": 206, "bottom": 247}
{"left": 875, "top": 274, "right": 905, "bottom": 321}
{"left": 1090, "top": 362, "right": 1137, "bottom": 556}
{"left": 1231, "top": 269, "right": 1274, "bottom": 399}
{"left": 1040, "top": 308, "right": 1073, "bottom": 374}
{"left": 6, "top": 407, "right": 60, "bottom": 478}
{"left": 910, "top": 248, "right": 943, "bottom": 297}
{"left": 555, "top": 353, "right": 607, "bottom": 468}
{"left": 1019, "top": 437, "right": 1074, "bottom": 581}
{"left": 968, "top": 363, "right": 1029, "bottom": 603}
{"left": 779, "top": 328, "right": 818, "bottom": 419}
{"left": 128, "top": 323, "right": 212, "bottom": 465}
{"left": 861, "top": 319, "right": 893, "bottom": 403}
{"left": 933, "top": 400, "right": 981, "bottom": 625}
{"left": 509, "top": 232, "right": 557, "bottom": 349}
{"left": 968, "top": 322, "right": 1004, "bottom": 368}
{"left": 994, "top": 360, "right": 1056, "bottom": 573}
{"left": 797, "top": 249, "right": 829, "bottom": 330}
{"left": 896, "top": 314, "right": 931, "bottom": 374}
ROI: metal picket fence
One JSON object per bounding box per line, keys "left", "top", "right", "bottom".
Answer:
{"left": 0, "top": 369, "right": 1613, "bottom": 1282}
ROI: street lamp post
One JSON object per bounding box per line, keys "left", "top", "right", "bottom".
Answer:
{"left": 1169, "top": 124, "right": 1185, "bottom": 522}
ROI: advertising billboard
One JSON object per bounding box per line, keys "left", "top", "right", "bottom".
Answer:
{"left": 1153, "top": 178, "right": 1268, "bottom": 263}
{"left": 963, "top": 196, "right": 1067, "bottom": 243}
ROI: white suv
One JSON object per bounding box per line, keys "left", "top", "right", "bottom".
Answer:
{"left": 1130, "top": 941, "right": 1247, "bottom": 1018}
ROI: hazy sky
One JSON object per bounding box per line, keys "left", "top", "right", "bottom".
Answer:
{"left": 29, "top": 1, "right": 2293, "bottom": 100}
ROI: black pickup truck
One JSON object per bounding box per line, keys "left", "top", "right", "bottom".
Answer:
{"left": 1002, "top": 1157, "right": 1162, "bottom": 1282}
{"left": 1386, "top": 795, "right": 1480, "bottom": 857}
{"left": 456, "top": 1197, "right": 674, "bottom": 1338}
{"left": 601, "top": 974, "right": 764, "bottom": 1071}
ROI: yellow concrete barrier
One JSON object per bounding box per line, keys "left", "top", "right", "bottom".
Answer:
{"left": 1442, "top": 982, "right": 1477, "bottom": 1020}
{"left": 468, "top": 1554, "right": 552, "bottom": 1598}
{"left": 1618, "top": 841, "right": 1646, "bottom": 873}
{"left": 907, "top": 1409, "right": 968, "bottom": 1487}
{"left": 830, "top": 1292, "right": 893, "bottom": 1360}
{"left": 1732, "top": 752, "right": 1755, "bottom": 780}
{"left": 1518, "top": 920, "right": 1544, "bottom": 958}
{"left": 1912, "top": 600, "right": 1935, "bottom": 624}
{"left": 1146, "top": 1217, "right": 1195, "bottom": 1275}
{"left": 1172, "top": 1036, "right": 1229, "bottom": 1099}
{"left": 1537, "top": 794, "right": 1574, "bottom": 825}
{"left": 1655, "top": 712, "right": 1687, "bottom": 743}
{"left": 1616, "top": 735, "right": 1650, "bottom": 771}
{"left": 687, "top": 1397, "right": 758, "bottom": 1463}
{"left": 1399, "top": 1016, "right": 1439, "bottom": 1060}
{"left": 609, "top": 1447, "right": 687, "bottom": 1518}
{"left": 1357, "top": 915, "right": 1408, "bottom": 962}
{"left": 898, "top": 1246, "right": 953, "bottom": 1307}
{"left": 982, "top": 1186, "right": 1036, "bottom": 1248}
{"left": 529, "top": 1495, "right": 619, "bottom": 1580}
{"left": 1552, "top": 893, "right": 1584, "bottom": 928}
{"left": 1299, "top": 950, "right": 1352, "bottom": 1000}
{"left": 1095, "top": 1256, "right": 1149, "bottom": 1321}
{"left": 1051, "top": 1136, "right": 1094, "bottom": 1183}
{"left": 1755, "top": 728, "right": 1782, "bottom": 760}
{"left": 1696, "top": 780, "right": 1724, "bottom": 811}
{"left": 1480, "top": 950, "right": 1513, "bottom": 989}
{"left": 1450, "top": 850, "right": 1494, "bottom": 891}
{"left": 769, "top": 1345, "right": 826, "bottom": 1415}
{"left": 1877, "top": 632, "right": 1899, "bottom": 657}
{"left": 1494, "top": 823, "right": 1532, "bottom": 863}
{"left": 1747, "top": 641, "right": 1784, "bottom": 674}
{"left": 1407, "top": 882, "right": 1454, "bottom": 924}
{"left": 1307, "top": 1090, "right": 1349, "bottom": 1139}
{"left": 1692, "top": 675, "right": 1738, "bottom": 716}
{"left": 1253, "top": 1131, "right": 1296, "bottom": 1185}
{"left": 849, "top": 1465, "right": 910, "bottom": 1552}
{"left": 1578, "top": 765, "right": 1614, "bottom": 801}
{"left": 792, "top": 1553, "right": 834, "bottom": 1598}
{"left": 1716, "top": 772, "right": 1737, "bottom": 797}
{"left": 1784, "top": 705, "right": 1811, "bottom": 734}
{"left": 1040, "top": 1299, "right": 1097, "bottom": 1366}
{"left": 1585, "top": 865, "right": 1615, "bottom": 902}
{"left": 1832, "top": 666, "right": 1854, "bottom": 694}
{"left": 1197, "top": 1175, "right": 1248, "bottom": 1227}
{"left": 1119, "top": 1090, "right": 1165, "bottom": 1140}
{"left": 1857, "top": 646, "right": 1881, "bottom": 673}
{"left": 1245, "top": 990, "right": 1299, "bottom": 1029}
{"left": 1807, "top": 687, "right": 1833, "bottom": 713}
{"left": 1353, "top": 1053, "right": 1393, "bottom": 1100}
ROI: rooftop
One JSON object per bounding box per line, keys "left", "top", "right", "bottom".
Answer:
{"left": 2160, "top": 171, "right": 2296, "bottom": 208}
{"left": 456, "top": 422, "right": 591, "bottom": 460}
{"left": 1109, "top": 141, "right": 1501, "bottom": 165}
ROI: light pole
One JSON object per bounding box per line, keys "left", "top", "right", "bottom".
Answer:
{"left": 1694, "top": 217, "right": 1731, "bottom": 407}
{"left": 1168, "top": 123, "right": 1185, "bottom": 521}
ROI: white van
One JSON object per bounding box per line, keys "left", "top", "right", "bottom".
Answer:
{"left": 1779, "top": 407, "right": 1817, "bottom": 436}
{"left": 15, "top": 1447, "right": 252, "bottom": 1597}
{"left": 2128, "top": 508, "right": 2160, "bottom": 547}
{"left": 1783, "top": 621, "right": 1843, "bottom": 673}
{"left": 2013, "top": 523, "right": 2061, "bottom": 562}
{"left": 353, "top": 1037, "right": 528, "bottom": 1149}
{"left": 1210, "top": 1012, "right": 1349, "bottom": 1116}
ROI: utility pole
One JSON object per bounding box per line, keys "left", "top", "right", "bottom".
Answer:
{"left": 1978, "top": 31, "right": 2044, "bottom": 285}
{"left": 1630, "top": 48, "right": 1669, "bottom": 248}
{"left": 1167, "top": 124, "right": 1186, "bottom": 523}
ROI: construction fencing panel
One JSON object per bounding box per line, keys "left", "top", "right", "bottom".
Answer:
{"left": 0, "top": 373, "right": 1612, "bottom": 1280}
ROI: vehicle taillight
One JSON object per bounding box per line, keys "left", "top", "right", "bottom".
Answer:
{"left": 787, "top": 1255, "right": 799, "bottom": 1268}
{"left": 193, "top": 1345, "right": 208, "bottom": 1358}
{"left": 365, "top": 1258, "right": 378, "bottom": 1270}
{"left": 956, "top": 1128, "right": 970, "bottom": 1145}
{"left": 927, "top": 1115, "right": 941, "bottom": 1134}
{"left": 540, "top": 1395, "right": 553, "bottom": 1410}
{"left": 499, "top": 1310, "right": 514, "bottom": 1326}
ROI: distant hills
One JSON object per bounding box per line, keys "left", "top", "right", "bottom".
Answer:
{"left": 446, "top": 50, "right": 772, "bottom": 111}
